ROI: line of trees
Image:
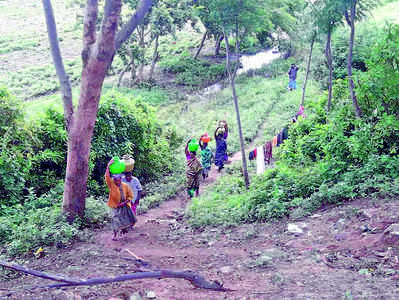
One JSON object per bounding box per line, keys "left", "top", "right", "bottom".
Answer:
{"left": 42, "top": 0, "right": 382, "bottom": 219}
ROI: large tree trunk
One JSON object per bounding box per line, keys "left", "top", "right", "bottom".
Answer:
{"left": 346, "top": 1, "right": 362, "bottom": 118}
{"left": 42, "top": 0, "right": 74, "bottom": 131}
{"left": 194, "top": 30, "right": 207, "bottom": 59}
{"left": 44, "top": 0, "right": 151, "bottom": 220}
{"left": 325, "top": 28, "right": 333, "bottom": 112}
{"left": 224, "top": 31, "right": 250, "bottom": 190}
{"left": 148, "top": 34, "right": 159, "bottom": 80}
{"left": 63, "top": 0, "right": 123, "bottom": 220}
{"left": 215, "top": 34, "right": 223, "bottom": 56}
{"left": 301, "top": 35, "right": 315, "bottom": 106}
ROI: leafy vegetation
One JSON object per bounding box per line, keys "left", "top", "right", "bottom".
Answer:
{"left": 1, "top": 0, "right": 399, "bottom": 259}
{"left": 159, "top": 50, "right": 226, "bottom": 87}
{"left": 0, "top": 59, "right": 82, "bottom": 99}
{"left": 0, "top": 87, "right": 176, "bottom": 205}
{"left": 187, "top": 23, "right": 399, "bottom": 227}
{"left": 0, "top": 184, "right": 109, "bottom": 256}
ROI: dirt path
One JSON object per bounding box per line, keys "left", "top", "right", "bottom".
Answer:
{"left": 2, "top": 135, "right": 399, "bottom": 299}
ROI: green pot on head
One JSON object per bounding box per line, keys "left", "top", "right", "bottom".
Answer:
{"left": 188, "top": 139, "right": 199, "bottom": 152}
{"left": 109, "top": 156, "right": 126, "bottom": 174}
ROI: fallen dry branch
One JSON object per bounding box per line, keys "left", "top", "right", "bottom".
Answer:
{"left": 0, "top": 261, "right": 78, "bottom": 284}
{"left": 0, "top": 261, "right": 231, "bottom": 292}
{"left": 39, "top": 270, "right": 231, "bottom": 291}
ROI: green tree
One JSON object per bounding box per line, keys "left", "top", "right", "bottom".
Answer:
{"left": 206, "top": 0, "right": 273, "bottom": 188}
{"left": 342, "top": 0, "right": 379, "bottom": 118}
{"left": 117, "top": 0, "right": 195, "bottom": 85}
{"left": 313, "top": 0, "right": 345, "bottom": 112}
{"left": 42, "top": 0, "right": 153, "bottom": 220}
{"left": 357, "top": 24, "right": 399, "bottom": 117}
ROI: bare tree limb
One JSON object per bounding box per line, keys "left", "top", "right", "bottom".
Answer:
{"left": 149, "top": 34, "right": 159, "bottom": 80}
{"left": 0, "top": 261, "right": 79, "bottom": 284}
{"left": 301, "top": 34, "right": 315, "bottom": 106}
{"left": 223, "top": 28, "right": 250, "bottom": 190}
{"left": 194, "top": 30, "right": 208, "bottom": 59}
{"left": 344, "top": 10, "right": 351, "bottom": 26}
{"left": 115, "top": 0, "right": 154, "bottom": 51}
{"left": 82, "top": 0, "right": 99, "bottom": 65}
{"left": 1, "top": 261, "right": 231, "bottom": 292}
{"left": 117, "top": 62, "right": 132, "bottom": 87}
{"left": 38, "top": 270, "right": 231, "bottom": 291}
{"left": 42, "top": 0, "right": 74, "bottom": 131}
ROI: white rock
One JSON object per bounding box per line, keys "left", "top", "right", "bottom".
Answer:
{"left": 219, "top": 266, "right": 234, "bottom": 274}
{"left": 287, "top": 224, "right": 303, "bottom": 234}
{"left": 130, "top": 293, "right": 142, "bottom": 300}
{"left": 146, "top": 291, "right": 156, "bottom": 299}
{"left": 385, "top": 224, "right": 399, "bottom": 235}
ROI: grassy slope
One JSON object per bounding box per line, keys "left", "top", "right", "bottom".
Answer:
{"left": 185, "top": 76, "right": 321, "bottom": 227}
{"left": 186, "top": 0, "right": 399, "bottom": 228}
{"left": 0, "top": 0, "right": 83, "bottom": 99}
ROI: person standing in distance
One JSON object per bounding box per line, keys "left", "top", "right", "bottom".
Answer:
{"left": 288, "top": 63, "right": 299, "bottom": 91}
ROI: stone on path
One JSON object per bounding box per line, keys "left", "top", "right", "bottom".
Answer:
{"left": 130, "top": 292, "right": 143, "bottom": 300}
{"left": 219, "top": 265, "right": 234, "bottom": 274}
{"left": 287, "top": 224, "right": 303, "bottom": 235}
{"left": 146, "top": 291, "right": 156, "bottom": 299}
{"left": 381, "top": 224, "right": 399, "bottom": 245}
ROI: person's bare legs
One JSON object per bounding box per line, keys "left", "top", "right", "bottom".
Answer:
{"left": 112, "top": 230, "right": 118, "bottom": 241}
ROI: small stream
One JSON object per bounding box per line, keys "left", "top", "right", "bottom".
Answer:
{"left": 202, "top": 47, "right": 280, "bottom": 95}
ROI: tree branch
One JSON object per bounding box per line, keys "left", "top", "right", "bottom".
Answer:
{"left": 38, "top": 270, "right": 231, "bottom": 291}
{"left": 82, "top": 0, "right": 99, "bottom": 65}
{"left": 223, "top": 29, "right": 232, "bottom": 80}
{"left": 344, "top": 10, "right": 351, "bottom": 26}
{"left": 42, "top": 0, "right": 74, "bottom": 131}
{"left": 115, "top": 0, "right": 154, "bottom": 51}
{"left": 95, "top": 0, "right": 122, "bottom": 62}
{"left": 0, "top": 261, "right": 79, "bottom": 284}
{"left": 0, "top": 261, "right": 232, "bottom": 292}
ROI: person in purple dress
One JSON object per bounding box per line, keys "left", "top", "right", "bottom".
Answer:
{"left": 218, "top": 120, "right": 229, "bottom": 162}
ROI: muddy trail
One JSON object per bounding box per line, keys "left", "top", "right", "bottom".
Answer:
{"left": 2, "top": 140, "right": 399, "bottom": 300}
{"left": 0, "top": 118, "right": 398, "bottom": 299}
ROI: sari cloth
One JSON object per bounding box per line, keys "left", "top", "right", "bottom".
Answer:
{"left": 111, "top": 185, "right": 136, "bottom": 233}
{"left": 186, "top": 156, "right": 203, "bottom": 191}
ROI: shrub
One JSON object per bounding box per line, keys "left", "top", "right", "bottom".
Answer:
{"left": 0, "top": 184, "right": 109, "bottom": 256}
{"left": 89, "top": 90, "right": 175, "bottom": 194}
{"left": 0, "top": 87, "right": 31, "bottom": 206}
{"left": 0, "top": 87, "right": 177, "bottom": 208}
{"left": 159, "top": 51, "right": 226, "bottom": 87}
{"left": 186, "top": 163, "right": 248, "bottom": 228}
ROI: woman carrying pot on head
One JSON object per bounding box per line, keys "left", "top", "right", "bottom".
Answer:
{"left": 214, "top": 126, "right": 227, "bottom": 172}
{"left": 105, "top": 158, "right": 136, "bottom": 241}
{"left": 185, "top": 139, "right": 203, "bottom": 198}
{"left": 121, "top": 155, "right": 142, "bottom": 216}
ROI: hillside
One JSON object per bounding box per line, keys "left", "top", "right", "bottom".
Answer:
{"left": 1, "top": 0, "right": 399, "bottom": 299}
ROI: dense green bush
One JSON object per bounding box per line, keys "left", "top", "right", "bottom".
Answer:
{"left": 0, "top": 87, "right": 31, "bottom": 205}
{"left": 0, "top": 87, "right": 176, "bottom": 207}
{"left": 0, "top": 184, "right": 109, "bottom": 256}
{"left": 28, "top": 108, "right": 68, "bottom": 195}
{"left": 357, "top": 23, "right": 399, "bottom": 118}
{"left": 89, "top": 90, "right": 175, "bottom": 194}
{"left": 159, "top": 50, "right": 226, "bottom": 87}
